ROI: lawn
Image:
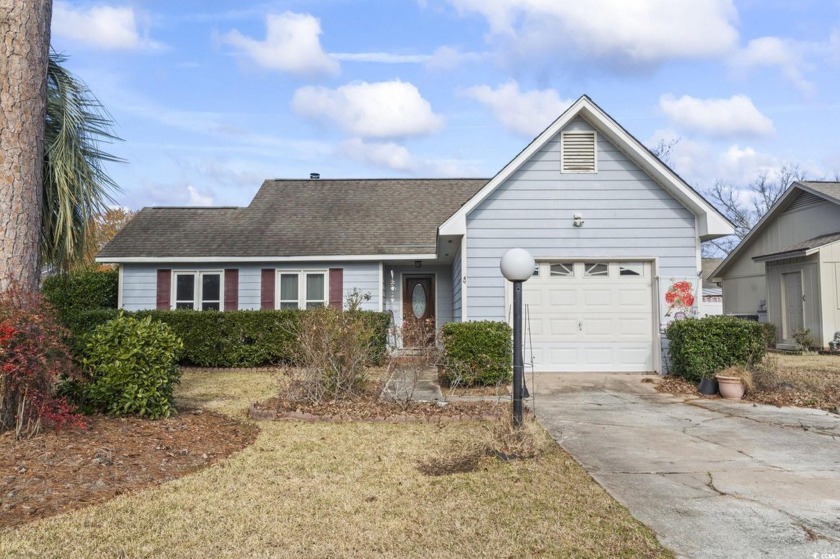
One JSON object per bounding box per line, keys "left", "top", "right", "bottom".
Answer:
{"left": 751, "top": 352, "right": 840, "bottom": 411}
{"left": 0, "top": 369, "right": 672, "bottom": 559}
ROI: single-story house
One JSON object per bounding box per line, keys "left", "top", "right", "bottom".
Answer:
{"left": 98, "top": 95, "right": 733, "bottom": 372}
{"left": 712, "top": 181, "right": 840, "bottom": 349}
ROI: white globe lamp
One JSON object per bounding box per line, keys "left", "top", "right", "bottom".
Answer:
{"left": 500, "top": 248, "right": 535, "bottom": 282}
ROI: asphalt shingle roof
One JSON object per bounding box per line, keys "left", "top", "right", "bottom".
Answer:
{"left": 99, "top": 179, "right": 488, "bottom": 259}
{"left": 800, "top": 181, "right": 840, "bottom": 202}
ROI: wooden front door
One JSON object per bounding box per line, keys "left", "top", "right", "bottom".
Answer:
{"left": 403, "top": 275, "right": 435, "bottom": 347}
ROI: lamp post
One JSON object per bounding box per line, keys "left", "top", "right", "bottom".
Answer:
{"left": 500, "top": 248, "right": 535, "bottom": 427}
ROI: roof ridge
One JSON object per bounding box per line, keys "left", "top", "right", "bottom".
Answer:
{"left": 264, "top": 177, "right": 490, "bottom": 182}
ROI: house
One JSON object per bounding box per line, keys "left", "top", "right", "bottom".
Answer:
{"left": 98, "top": 96, "right": 733, "bottom": 372}
{"left": 699, "top": 258, "right": 724, "bottom": 316}
{"left": 712, "top": 181, "right": 840, "bottom": 349}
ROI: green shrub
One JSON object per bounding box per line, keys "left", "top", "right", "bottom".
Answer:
{"left": 62, "top": 308, "right": 391, "bottom": 368}
{"left": 762, "top": 322, "right": 777, "bottom": 348}
{"left": 441, "top": 321, "right": 512, "bottom": 386}
{"left": 666, "top": 316, "right": 766, "bottom": 382}
{"left": 42, "top": 269, "right": 118, "bottom": 318}
{"left": 83, "top": 313, "right": 184, "bottom": 419}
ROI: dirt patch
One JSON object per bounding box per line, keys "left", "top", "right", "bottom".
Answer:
{"left": 0, "top": 409, "right": 258, "bottom": 529}
{"left": 655, "top": 376, "right": 702, "bottom": 396}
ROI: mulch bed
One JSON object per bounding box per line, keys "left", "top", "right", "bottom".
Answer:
{"left": 0, "top": 409, "right": 258, "bottom": 529}
{"left": 250, "top": 397, "right": 510, "bottom": 423}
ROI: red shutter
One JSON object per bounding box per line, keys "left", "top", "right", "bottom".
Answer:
{"left": 261, "top": 269, "right": 275, "bottom": 309}
{"left": 156, "top": 269, "right": 171, "bottom": 310}
{"left": 329, "top": 268, "right": 343, "bottom": 309}
{"left": 224, "top": 269, "right": 239, "bottom": 311}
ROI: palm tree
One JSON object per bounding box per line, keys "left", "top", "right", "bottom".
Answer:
{"left": 42, "top": 53, "right": 123, "bottom": 274}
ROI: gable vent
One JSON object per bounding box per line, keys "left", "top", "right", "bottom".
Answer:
{"left": 784, "top": 191, "right": 823, "bottom": 213}
{"left": 561, "top": 131, "right": 597, "bottom": 173}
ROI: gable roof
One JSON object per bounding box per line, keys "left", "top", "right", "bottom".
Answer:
{"left": 712, "top": 181, "right": 840, "bottom": 278}
{"left": 752, "top": 230, "right": 840, "bottom": 262}
{"left": 98, "top": 179, "right": 487, "bottom": 262}
{"left": 439, "top": 95, "right": 734, "bottom": 240}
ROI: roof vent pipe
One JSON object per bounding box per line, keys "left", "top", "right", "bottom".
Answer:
{"left": 310, "top": 172, "right": 320, "bottom": 180}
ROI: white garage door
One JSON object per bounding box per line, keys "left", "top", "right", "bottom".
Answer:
{"left": 522, "top": 261, "right": 654, "bottom": 372}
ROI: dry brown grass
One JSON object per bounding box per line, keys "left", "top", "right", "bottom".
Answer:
{"left": 0, "top": 369, "right": 672, "bottom": 559}
{"left": 750, "top": 353, "right": 840, "bottom": 411}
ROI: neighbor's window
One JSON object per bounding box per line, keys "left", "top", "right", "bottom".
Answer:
{"left": 619, "top": 262, "right": 644, "bottom": 277}
{"left": 276, "top": 271, "right": 327, "bottom": 310}
{"left": 173, "top": 271, "right": 222, "bottom": 310}
{"left": 584, "top": 262, "right": 609, "bottom": 277}
{"left": 550, "top": 263, "right": 574, "bottom": 277}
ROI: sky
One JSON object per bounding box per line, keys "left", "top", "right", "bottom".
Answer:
{"left": 49, "top": 0, "right": 840, "bottom": 210}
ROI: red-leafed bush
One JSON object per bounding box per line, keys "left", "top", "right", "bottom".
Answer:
{"left": 0, "top": 284, "right": 86, "bottom": 438}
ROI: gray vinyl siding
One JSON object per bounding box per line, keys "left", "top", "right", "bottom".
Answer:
{"left": 382, "top": 264, "right": 454, "bottom": 328}
{"left": 721, "top": 195, "right": 840, "bottom": 316}
{"left": 465, "top": 117, "right": 697, "bottom": 321}
{"left": 452, "top": 245, "right": 462, "bottom": 322}
{"left": 120, "top": 262, "right": 380, "bottom": 311}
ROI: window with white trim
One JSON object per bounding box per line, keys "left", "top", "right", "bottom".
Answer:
{"left": 561, "top": 131, "right": 597, "bottom": 173}
{"left": 276, "top": 271, "right": 327, "bottom": 310}
{"left": 173, "top": 271, "right": 222, "bottom": 310}
{"left": 619, "top": 262, "right": 644, "bottom": 277}
{"left": 550, "top": 263, "right": 574, "bottom": 277}
{"left": 583, "top": 262, "right": 609, "bottom": 277}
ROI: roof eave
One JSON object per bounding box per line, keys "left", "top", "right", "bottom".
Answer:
{"left": 96, "top": 253, "right": 439, "bottom": 264}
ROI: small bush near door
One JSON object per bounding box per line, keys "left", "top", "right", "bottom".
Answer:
{"left": 666, "top": 316, "right": 766, "bottom": 382}
{"left": 441, "top": 321, "right": 512, "bottom": 387}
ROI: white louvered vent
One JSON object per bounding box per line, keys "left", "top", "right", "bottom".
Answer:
{"left": 784, "top": 191, "right": 823, "bottom": 213}
{"left": 561, "top": 131, "right": 597, "bottom": 173}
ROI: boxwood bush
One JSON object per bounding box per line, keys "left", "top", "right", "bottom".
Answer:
{"left": 440, "top": 321, "right": 512, "bottom": 386}
{"left": 42, "top": 269, "right": 118, "bottom": 318}
{"left": 666, "top": 316, "right": 766, "bottom": 382}
{"left": 65, "top": 308, "right": 391, "bottom": 368}
{"left": 83, "top": 313, "right": 184, "bottom": 419}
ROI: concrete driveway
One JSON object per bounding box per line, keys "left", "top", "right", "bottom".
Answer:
{"left": 532, "top": 373, "right": 840, "bottom": 559}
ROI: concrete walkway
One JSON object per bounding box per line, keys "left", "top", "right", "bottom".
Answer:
{"left": 380, "top": 366, "right": 442, "bottom": 403}
{"left": 533, "top": 373, "right": 840, "bottom": 559}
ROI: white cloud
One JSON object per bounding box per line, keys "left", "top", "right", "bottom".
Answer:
{"left": 425, "top": 46, "right": 488, "bottom": 71}
{"left": 659, "top": 94, "right": 775, "bottom": 139}
{"left": 448, "top": 0, "right": 738, "bottom": 66}
{"left": 52, "top": 1, "right": 161, "bottom": 51}
{"left": 186, "top": 185, "right": 215, "bottom": 206}
{"left": 730, "top": 37, "right": 814, "bottom": 94}
{"left": 337, "top": 139, "right": 415, "bottom": 171}
{"left": 331, "top": 52, "right": 430, "bottom": 63}
{"left": 464, "top": 81, "right": 572, "bottom": 136}
{"left": 292, "top": 80, "right": 444, "bottom": 138}
{"left": 222, "top": 12, "right": 339, "bottom": 76}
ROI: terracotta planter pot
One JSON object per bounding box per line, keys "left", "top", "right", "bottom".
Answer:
{"left": 716, "top": 375, "right": 745, "bottom": 400}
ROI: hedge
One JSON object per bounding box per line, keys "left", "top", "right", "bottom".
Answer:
{"left": 440, "top": 321, "right": 512, "bottom": 386}
{"left": 42, "top": 270, "right": 118, "bottom": 318}
{"left": 666, "top": 315, "right": 766, "bottom": 382}
{"left": 65, "top": 308, "right": 391, "bottom": 368}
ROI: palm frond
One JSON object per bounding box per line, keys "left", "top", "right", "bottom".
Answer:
{"left": 42, "top": 51, "right": 124, "bottom": 272}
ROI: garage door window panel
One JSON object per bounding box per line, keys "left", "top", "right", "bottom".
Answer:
{"left": 550, "top": 263, "right": 574, "bottom": 277}
{"left": 619, "top": 262, "right": 644, "bottom": 277}
{"left": 584, "top": 263, "right": 609, "bottom": 277}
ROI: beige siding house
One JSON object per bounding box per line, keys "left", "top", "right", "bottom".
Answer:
{"left": 713, "top": 182, "right": 840, "bottom": 348}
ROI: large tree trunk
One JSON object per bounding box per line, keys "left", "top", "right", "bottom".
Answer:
{"left": 0, "top": 0, "right": 52, "bottom": 292}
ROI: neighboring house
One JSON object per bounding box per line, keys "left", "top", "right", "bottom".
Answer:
{"left": 712, "top": 181, "right": 840, "bottom": 349}
{"left": 98, "top": 96, "right": 733, "bottom": 372}
{"left": 699, "top": 258, "right": 723, "bottom": 317}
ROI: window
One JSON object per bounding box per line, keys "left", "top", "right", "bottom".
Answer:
{"left": 561, "top": 131, "right": 597, "bottom": 173}
{"left": 276, "top": 271, "right": 327, "bottom": 310}
{"left": 173, "top": 271, "right": 222, "bottom": 310}
{"left": 533, "top": 265, "right": 540, "bottom": 277}
{"left": 550, "top": 263, "right": 574, "bottom": 277}
{"left": 584, "top": 262, "right": 609, "bottom": 277}
{"left": 619, "top": 262, "right": 644, "bottom": 277}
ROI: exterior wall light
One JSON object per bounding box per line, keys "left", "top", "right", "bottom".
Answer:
{"left": 500, "top": 248, "right": 536, "bottom": 427}
{"left": 573, "top": 213, "right": 584, "bottom": 227}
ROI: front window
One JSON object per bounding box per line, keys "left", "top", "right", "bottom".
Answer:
{"left": 173, "top": 271, "right": 222, "bottom": 310}
{"left": 276, "top": 271, "right": 327, "bottom": 310}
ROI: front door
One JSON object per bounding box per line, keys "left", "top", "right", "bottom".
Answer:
{"left": 782, "top": 271, "right": 804, "bottom": 340}
{"left": 403, "top": 275, "right": 435, "bottom": 346}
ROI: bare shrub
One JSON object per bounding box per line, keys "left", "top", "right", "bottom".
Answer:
{"left": 384, "top": 319, "right": 443, "bottom": 408}
{"left": 291, "top": 306, "right": 375, "bottom": 403}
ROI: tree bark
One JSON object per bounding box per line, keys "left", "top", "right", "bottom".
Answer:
{"left": 0, "top": 0, "right": 52, "bottom": 291}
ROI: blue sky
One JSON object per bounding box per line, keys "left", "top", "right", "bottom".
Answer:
{"left": 50, "top": 0, "right": 840, "bottom": 210}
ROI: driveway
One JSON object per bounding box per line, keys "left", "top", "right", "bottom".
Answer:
{"left": 532, "top": 373, "right": 840, "bottom": 559}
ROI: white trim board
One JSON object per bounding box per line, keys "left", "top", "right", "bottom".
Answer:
{"left": 97, "top": 253, "right": 437, "bottom": 264}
